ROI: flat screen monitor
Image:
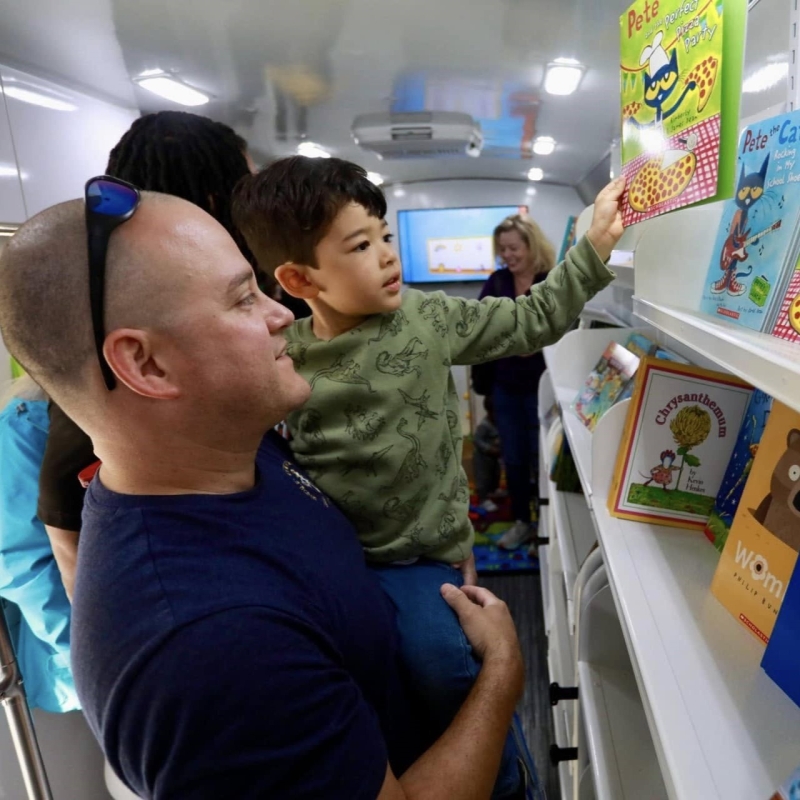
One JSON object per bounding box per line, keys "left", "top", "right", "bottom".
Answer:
{"left": 397, "top": 204, "right": 528, "bottom": 284}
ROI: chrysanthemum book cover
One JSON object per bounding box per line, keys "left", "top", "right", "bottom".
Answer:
{"left": 609, "top": 358, "right": 752, "bottom": 530}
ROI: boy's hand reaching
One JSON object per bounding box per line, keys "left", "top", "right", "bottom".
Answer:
{"left": 586, "top": 176, "right": 626, "bottom": 263}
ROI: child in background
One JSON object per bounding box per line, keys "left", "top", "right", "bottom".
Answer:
{"left": 474, "top": 395, "right": 502, "bottom": 512}
{"left": 233, "top": 158, "right": 625, "bottom": 797}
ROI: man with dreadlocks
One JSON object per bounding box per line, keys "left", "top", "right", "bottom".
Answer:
{"left": 37, "top": 111, "right": 309, "bottom": 599}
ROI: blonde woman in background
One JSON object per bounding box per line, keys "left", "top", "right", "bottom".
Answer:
{"left": 478, "top": 215, "right": 557, "bottom": 553}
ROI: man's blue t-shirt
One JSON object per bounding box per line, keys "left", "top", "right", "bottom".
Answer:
{"left": 71, "top": 434, "right": 423, "bottom": 799}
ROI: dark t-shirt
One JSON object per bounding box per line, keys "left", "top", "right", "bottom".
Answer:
{"left": 71, "top": 434, "right": 423, "bottom": 799}
{"left": 36, "top": 403, "right": 94, "bottom": 530}
{"left": 479, "top": 269, "right": 547, "bottom": 393}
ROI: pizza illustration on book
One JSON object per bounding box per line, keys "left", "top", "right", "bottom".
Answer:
{"left": 627, "top": 144, "right": 697, "bottom": 213}
{"left": 622, "top": 101, "right": 642, "bottom": 121}
{"left": 684, "top": 55, "right": 719, "bottom": 113}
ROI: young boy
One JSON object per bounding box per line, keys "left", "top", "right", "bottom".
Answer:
{"left": 233, "top": 158, "right": 624, "bottom": 797}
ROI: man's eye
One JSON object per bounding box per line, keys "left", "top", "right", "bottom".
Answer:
{"left": 238, "top": 293, "right": 257, "bottom": 307}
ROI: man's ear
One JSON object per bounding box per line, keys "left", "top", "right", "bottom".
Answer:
{"left": 275, "top": 262, "right": 320, "bottom": 300}
{"left": 103, "top": 329, "right": 180, "bottom": 400}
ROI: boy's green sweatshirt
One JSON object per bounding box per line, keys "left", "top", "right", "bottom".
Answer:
{"left": 285, "top": 236, "right": 614, "bottom": 564}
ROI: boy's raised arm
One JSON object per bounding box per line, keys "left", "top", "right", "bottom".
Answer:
{"left": 431, "top": 177, "right": 624, "bottom": 366}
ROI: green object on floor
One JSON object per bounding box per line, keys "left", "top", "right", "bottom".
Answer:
{"left": 474, "top": 522, "right": 539, "bottom": 575}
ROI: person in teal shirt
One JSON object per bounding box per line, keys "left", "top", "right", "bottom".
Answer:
{"left": 0, "top": 375, "right": 77, "bottom": 713}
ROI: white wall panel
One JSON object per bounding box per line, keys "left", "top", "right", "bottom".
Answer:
{"left": 0, "top": 65, "right": 137, "bottom": 217}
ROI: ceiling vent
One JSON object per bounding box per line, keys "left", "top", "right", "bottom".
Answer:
{"left": 351, "top": 112, "right": 483, "bottom": 159}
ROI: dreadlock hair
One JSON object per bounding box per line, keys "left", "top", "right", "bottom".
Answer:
{"left": 231, "top": 155, "right": 387, "bottom": 275}
{"left": 105, "top": 111, "right": 256, "bottom": 269}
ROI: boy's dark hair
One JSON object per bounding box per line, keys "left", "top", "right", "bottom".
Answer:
{"left": 106, "top": 111, "right": 255, "bottom": 267}
{"left": 231, "top": 156, "right": 387, "bottom": 274}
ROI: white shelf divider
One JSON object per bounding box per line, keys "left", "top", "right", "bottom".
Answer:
{"left": 634, "top": 298, "right": 800, "bottom": 414}
{"left": 549, "top": 481, "right": 596, "bottom": 630}
{"left": 578, "top": 660, "right": 668, "bottom": 800}
{"left": 576, "top": 567, "right": 669, "bottom": 800}
{"left": 588, "top": 401, "right": 800, "bottom": 800}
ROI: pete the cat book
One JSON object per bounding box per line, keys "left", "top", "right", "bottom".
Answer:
{"left": 700, "top": 111, "right": 800, "bottom": 331}
{"left": 571, "top": 341, "right": 641, "bottom": 432}
{"left": 619, "top": 0, "right": 746, "bottom": 225}
{"left": 609, "top": 358, "right": 752, "bottom": 530}
{"left": 711, "top": 401, "right": 800, "bottom": 643}
{"left": 704, "top": 388, "right": 774, "bottom": 553}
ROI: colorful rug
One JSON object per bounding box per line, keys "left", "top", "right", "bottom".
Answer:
{"left": 473, "top": 520, "right": 540, "bottom": 575}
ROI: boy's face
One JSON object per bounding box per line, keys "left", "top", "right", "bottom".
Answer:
{"left": 311, "top": 202, "right": 403, "bottom": 317}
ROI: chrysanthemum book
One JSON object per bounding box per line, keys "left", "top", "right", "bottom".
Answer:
{"left": 609, "top": 358, "right": 752, "bottom": 530}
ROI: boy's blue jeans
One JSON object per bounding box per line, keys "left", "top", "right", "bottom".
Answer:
{"left": 372, "top": 560, "right": 522, "bottom": 798}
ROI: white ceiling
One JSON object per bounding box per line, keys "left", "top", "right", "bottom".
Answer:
{"left": 0, "top": 0, "right": 633, "bottom": 186}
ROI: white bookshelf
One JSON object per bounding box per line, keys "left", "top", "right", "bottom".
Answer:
{"left": 548, "top": 482, "right": 595, "bottom": 630}
{"left": 541, "top": 329, "right": 800, "bottom": 800}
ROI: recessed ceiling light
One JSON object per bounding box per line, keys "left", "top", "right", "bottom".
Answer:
{"left": 0, "top": 164, "right": 19, "bottom": 177}
{"left": 742, "top": 62, "right": 789, "bottom": 93}
{"left": 527, "top": 167, "right": 544, "bottom": 181}
{"left": 544, "top": 58, "right": 584, "bottom": 96}
{"left": 393, "top": 186, "right": 406, "bottom": 198}
{"left": 0, "top": 85, "right": 76, "bottom": 112}
{"left": 533, "top": 136, "right": 556, "bottom": 156}
{"left": 526, "top": 186, "right": 537, "bottom": 196}
{"left": 134, "top": 73, "right": 210, "bottom": 107}
{"left": 367, "top": 172, "right": 384, "bottom": 186}
{"left": 296, "top": 141, "right": 331, "bottom": 159}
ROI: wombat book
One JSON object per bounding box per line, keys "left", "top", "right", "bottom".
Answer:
{"left": 704, "top": 388, "right": 773, "bottom": 553}
{"left": 700, "top": 111, "right": 800, "bottom": 332}
{"left": 609, "top": 358, "right": 752, "bottom": 529}
{"left": 711, "top": 401, "right": 800, "bottom": 644}
{"left": 619, "top": 0, "right": 746, "bottom": 225}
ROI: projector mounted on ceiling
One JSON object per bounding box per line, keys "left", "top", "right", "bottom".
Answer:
{"left": 351, "top": 112, "right": 483, "bottom": 160}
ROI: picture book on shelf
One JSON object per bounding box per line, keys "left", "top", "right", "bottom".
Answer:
{"left": 619, "top": 0, "right": 746, "bottom": 225}
{"left": 763, "top": 556, "right": 800, "bottom": 711}
{"left": 621, "top": 331, "right": 654, "bottom": 359}
{"left": 711, "top": 401, "right": 800, "bottom": 643}
{"left": 609, "top": 358, "right": 752, "bottom": 530}
{"left": 557, "top": 215, "right": 578, "bottom": 262}
{"left": 704, "top": 388, "right": 773, "bottom": 553}
{"left": 770, "top": 253, "right": 800, "bottom": 344}
{"left": 699, "top": 110, "right": 800, "bottom": 331}
{"left": 572, "top": 341, "right": 641, "bottom": 431}
{"left": 614, "top": 335, "right": 691, "bottom": 405}
{"left": 767, "top": 763, "right": 800, "bottom": 800}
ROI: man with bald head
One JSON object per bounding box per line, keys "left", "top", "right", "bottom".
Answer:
{"left": 0, "top": 182, "right": 527, "bottom": 799}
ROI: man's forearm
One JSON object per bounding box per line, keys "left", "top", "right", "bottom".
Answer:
{"left": 398, "top": 652, "right": 524, "bottom": 800}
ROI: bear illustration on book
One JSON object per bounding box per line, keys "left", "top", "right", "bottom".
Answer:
{"left": 753, "top": 429, "right": 800, "bottom": 552}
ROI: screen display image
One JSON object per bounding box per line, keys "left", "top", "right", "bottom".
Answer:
{"left": 398, "top": 205, "right": 527, "bottom": 284}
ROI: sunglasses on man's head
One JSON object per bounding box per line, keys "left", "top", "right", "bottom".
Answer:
{"left": 85, "top": 176, "right": 140, "bottom": 390}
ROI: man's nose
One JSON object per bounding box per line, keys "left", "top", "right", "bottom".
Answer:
{"left": 265, "top": 296, "right": 294, "bottom": 330}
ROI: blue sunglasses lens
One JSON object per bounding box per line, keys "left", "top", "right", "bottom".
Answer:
{"left": 86, "top": 180, "right": 138, "bottom": 216}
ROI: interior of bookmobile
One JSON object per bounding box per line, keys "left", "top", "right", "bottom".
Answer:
{"left": 0, "top": 0, "right": 799, "bottom": 798}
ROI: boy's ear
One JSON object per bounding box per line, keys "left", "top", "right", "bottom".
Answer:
{"left": 274, "top": 262, "right": 320, "bottom": 300}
